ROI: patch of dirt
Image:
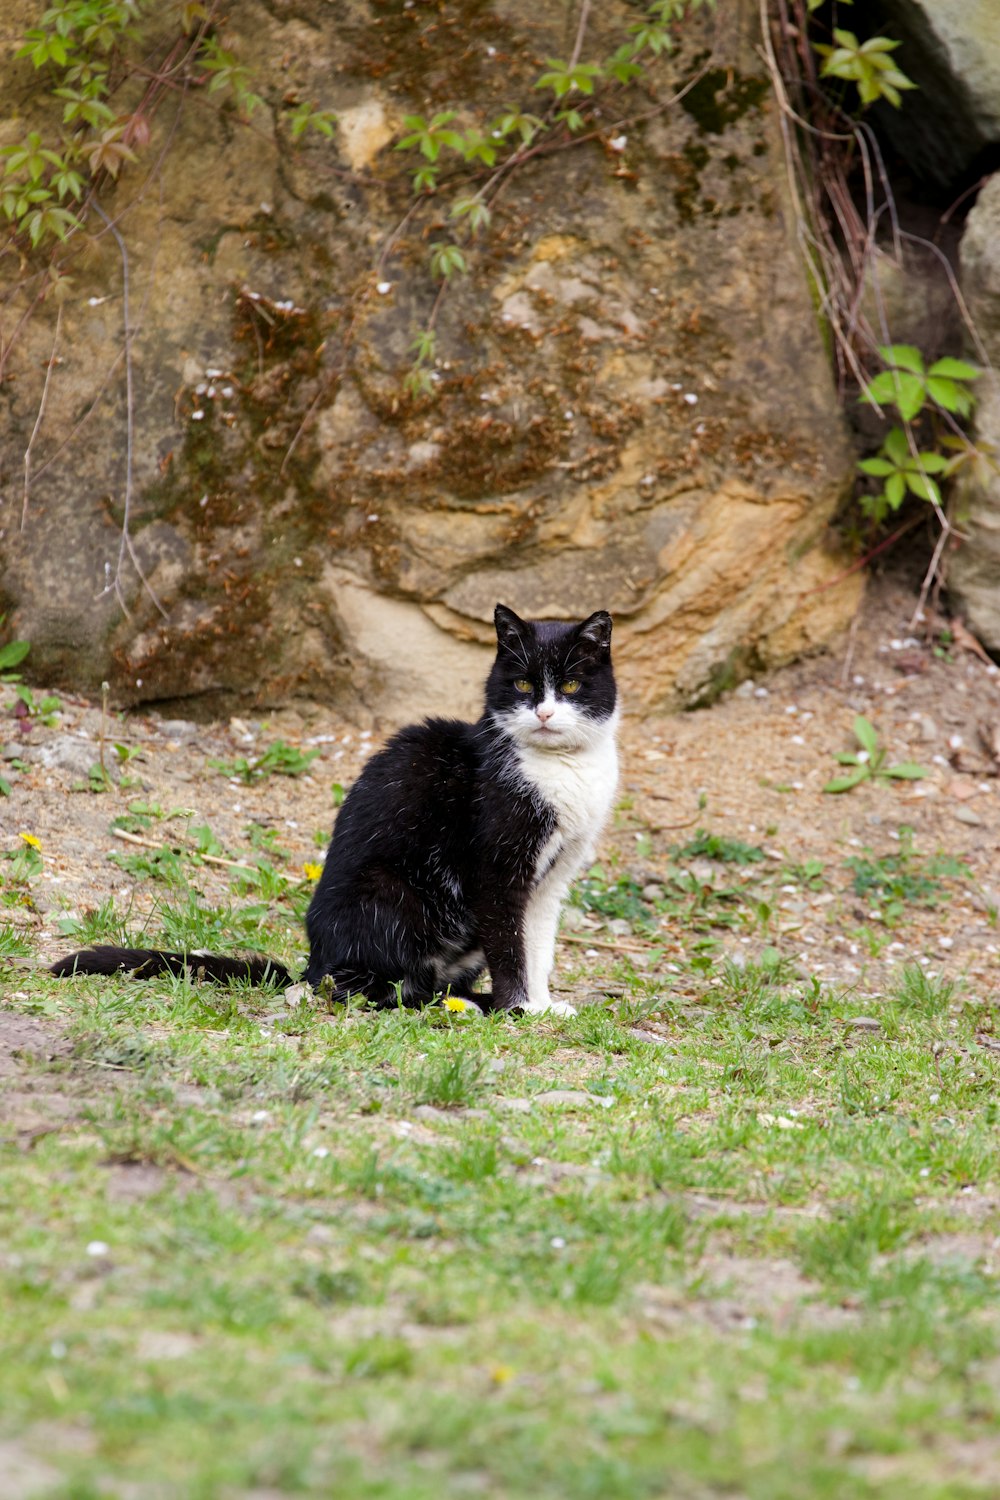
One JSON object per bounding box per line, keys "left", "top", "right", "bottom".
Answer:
{"left": 0, "top": 1010, "right": 81, "bottom": 1146}
{"left": 638, "top": 1251, "right": 857, "bottom": 1334}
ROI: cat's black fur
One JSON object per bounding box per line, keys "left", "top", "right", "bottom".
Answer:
{"left": 52, "top": 605, "right": 617, "bottom": 1013}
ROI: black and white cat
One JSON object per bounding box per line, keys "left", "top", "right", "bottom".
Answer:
{"left": 52, "top": 604, "right": 619, "bottom": 1015}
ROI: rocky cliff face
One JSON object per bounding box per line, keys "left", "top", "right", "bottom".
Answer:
{"left": 0, "top": 0, "right": 860, "bottom": 723}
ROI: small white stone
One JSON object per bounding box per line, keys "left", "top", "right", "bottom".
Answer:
{"left": 86, "top": 1241, "right": 109, "bottom": 1257}
{"left": 377, "top": 281, "right": 392, "bottom": 294}
{"left": 683, "top": 392, "right": 698, "bottom": 405}
{"left": 609, "top": 134, "right": 627, "bottom": 152}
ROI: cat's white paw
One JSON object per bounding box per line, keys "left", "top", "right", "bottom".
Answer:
{"left": 520, "top": 997, "right": 577, "bottom": 1017}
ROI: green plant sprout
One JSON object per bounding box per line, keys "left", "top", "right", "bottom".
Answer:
{"left": 209, "top": 741, "right": 322, "bottom": 784}
{"left": 824, "top": 716, "right": 928, "bottom": 794}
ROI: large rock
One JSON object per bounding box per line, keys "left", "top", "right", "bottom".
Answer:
{"left": 869, "top": 0, "right": 1000, "bottom": 186}
{"left": 0, "top": 0, "right": 859, "bottom": 723}
{"left": 948, "top": 175, "right": 1000, "bottom": 647}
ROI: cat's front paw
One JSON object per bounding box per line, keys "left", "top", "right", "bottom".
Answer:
{"left": 520, "top": 997, "right": 577, "bottom": 1018}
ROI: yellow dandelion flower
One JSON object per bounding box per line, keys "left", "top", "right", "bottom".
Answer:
{"left": 302, "top": 862, "right": 323, "bottom": 881}
{"left": 443, "top": 996, "right": 468, "bottom": 1013}
{"left": 490, "top": 1364, "right": 515, "bottom": 1386}
{"left": 19, "top": 833, "right": 42, "bottom": 850}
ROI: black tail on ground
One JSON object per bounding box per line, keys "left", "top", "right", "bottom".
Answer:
{"left": 50, "top": 946, "right": 293, "bottom": 987}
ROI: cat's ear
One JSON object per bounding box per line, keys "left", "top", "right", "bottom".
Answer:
{"left": 575, "top": 610, "right": 613, "bottom": 658}
{"left": 494, "top": 603, "right": 531, "bottom": 657}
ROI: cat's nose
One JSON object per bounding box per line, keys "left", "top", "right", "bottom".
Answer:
{"left": 536, "top": 704, "right": 554, "bottom": 723}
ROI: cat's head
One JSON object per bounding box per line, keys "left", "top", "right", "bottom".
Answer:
{"left": 486, "top": 604, "right": 617, "bottom": 751}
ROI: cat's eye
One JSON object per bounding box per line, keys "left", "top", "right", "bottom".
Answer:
{"left": 514, "top": 678, "right": 532, "bottom": 693}
{"left": 560, "top": 679, "right": 581, "bottom": 695}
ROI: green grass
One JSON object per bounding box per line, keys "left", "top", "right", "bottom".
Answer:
{"left": 1, "top": 841, "right": 998, "bottom": 1499}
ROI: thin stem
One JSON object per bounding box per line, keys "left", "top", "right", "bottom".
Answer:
{"left": 92, "top": 201, "right": 167, "bottom": 619}
{"left": 21, "top": 300, "right": 62, "bottom": 531}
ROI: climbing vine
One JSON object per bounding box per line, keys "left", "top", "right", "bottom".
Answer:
{"left": 766, "top": 0, "right": 992, "bottom": 615}
{"left": 389, "top": 0, "right": 717, "bottom": 395}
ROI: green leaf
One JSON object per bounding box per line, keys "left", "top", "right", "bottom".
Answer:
{"left": 858, "top": 456, "right": 895, "bottom": 477}
{"left": 823, "top": 768, "right": 870, "bottom": 794}
{"left": 885, "top": 471, "right": 906, "bottom": 510}
{"left": 882, "top": 763, "right": 929, "bottom": 780}
{"left": 853, "top": 716, "right": 879, "bottom": 755}
{"left": 925, "top": 376, "right": 974, "bottom": 415}
{"left": 879, "top": 343, "right": 925, "bottom": 374}
{"left": 893, "top": 372, "right": 927, "bottom": 422}
{"left": 0, "top": 639, "right": 30, "bottom": 671}
{"left": 928, "top": 356, "right": 979, "bottom": 381}
{"left": 882, "top": 427, "right": 909, "bottom": 465}
{"left": 905, "top": 472, "right": 942, "bottom": 505}
{"left": 863, "top": 371, "right": 907, "bottom": 409}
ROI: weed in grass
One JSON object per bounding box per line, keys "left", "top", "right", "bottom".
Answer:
{"left": 109, "top": 845, "right": 189, "bottom": 887}
{"left": 189, "top": 823, "right": 225, "bottom": 857}
{"left": 439, "top": 1133, "right": 501, "bottom": 1184}
{"left": 245, "top": 821, "right": 292, "bottom": 861}
{"left": 410, "top": 1050, "right": 486, "bottom": 1108}
{"left": 797, "top": 1196, "right": 913, "bottom": 1289}
{"left": 672, "top": 828, "right": 766, "bottom": 865}
{"left": 720, "top": 1040, "right": 772, "bottom": 1095}
{"left": 151, "top": 893, "right": 284, "bottom": 951}
{"left": 894, "top": 964, "right": 954, "bottom": 1018}
{"left": 845, "top": 830, "right": 953, "bottom": 925}
{"left": 571, "top": 866, "right": 656, "bottom": 932}
{"left": 1, "top": 833, "right": 43, "bottom": 894}
{"left": 344, "top": 1336, "right": 415, "bottom": 1378}
{"left": 0, "top": 920, "right": 32, "bottom": 959}
{"left": 292, "top": 1267, "right": 364, "bottom": 1306}
{"left": 837, "top": 1057, "right": 900, "bottom": 1116}
{"left": 781, "top": 858, "right": 826, "bottom": 890}
{"left": 719, "top": 951, "right": 800, "bottom": 1000}
{"left": 209, "top": 740, "right": 321, "bottom": 783}
{"left": 230, "top": 858, "right": 302, "bottom": 907}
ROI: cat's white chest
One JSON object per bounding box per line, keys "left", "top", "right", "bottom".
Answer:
{"left": 516, "top": 726, "right": 619, "bottom": 874}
